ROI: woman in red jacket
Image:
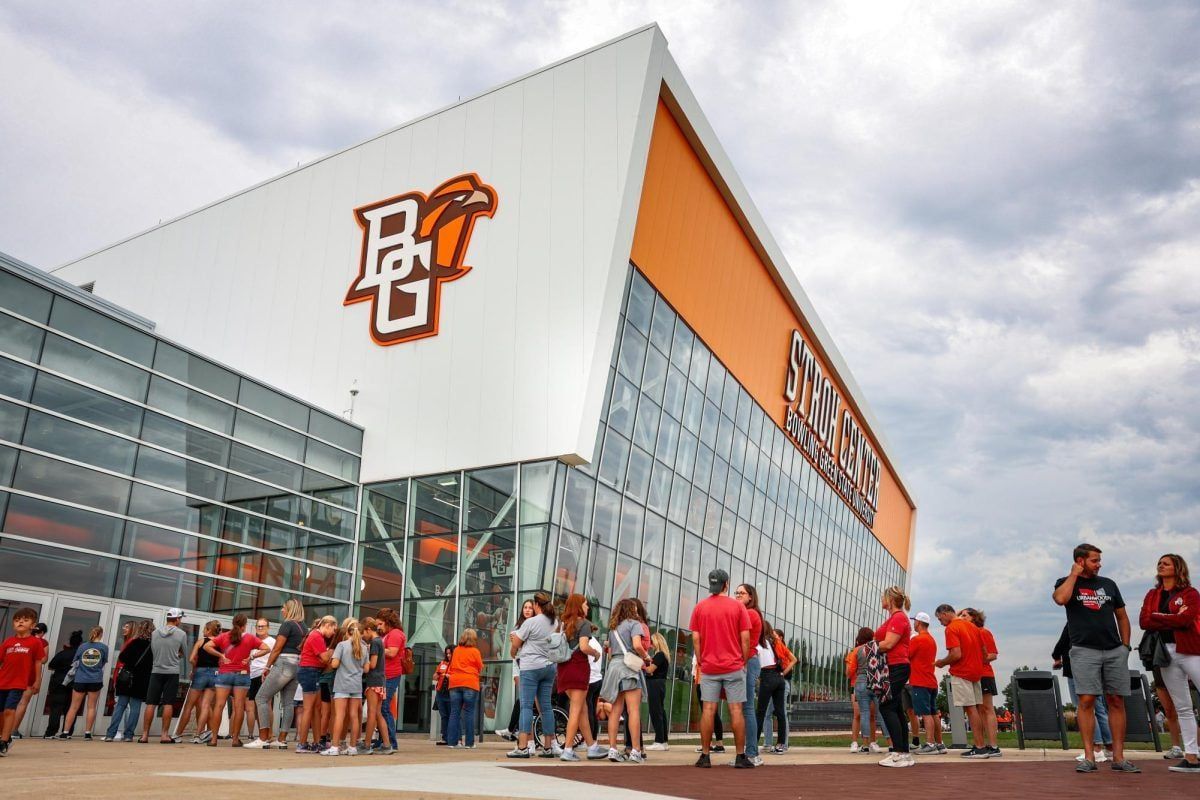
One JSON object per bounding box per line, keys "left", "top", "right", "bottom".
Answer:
{"left": 1139, "top": 553, "right": 1200, "bottom": 773}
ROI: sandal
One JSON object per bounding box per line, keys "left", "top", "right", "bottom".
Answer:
{"left": 138, "top": 736, "right": 149, "bottom": 744}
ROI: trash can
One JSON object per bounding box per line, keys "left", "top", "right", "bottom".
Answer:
{"left": 1125, "top": 670, "right": 1161, "bottom": 751}
{"left": 1011, "top": 670, "right": 1068, "bottom": 750}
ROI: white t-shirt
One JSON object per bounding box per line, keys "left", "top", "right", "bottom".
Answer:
{"left": 250, "top": 636, "right": 276, "bottom": 678}
{"left": 757, "top": 642, "right": 776, "bottom": 668}
{"left": 588, "top": 650, "right": 603, "bottom": 683}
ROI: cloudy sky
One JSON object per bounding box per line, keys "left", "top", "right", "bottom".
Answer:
{"left": 2, "top": 1, "right": 1198, "bottom": 694}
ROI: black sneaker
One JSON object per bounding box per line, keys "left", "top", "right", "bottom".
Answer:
{"left": 1076, "top": 759, "right": 1098, "bottom": 773}
{"left": 83, "top": 733, "right": 93, "bottom": 741}
{"left": 962, "top": 747, "right": 990, "bottom": 759}
{"left": 1110, "top": 760, "right": 1141, "bottom": 773}
{"left": 695, "top": 753, "right": 711, "bottom": 768}
{"left": 11, "top": 731, "right": 22, "bottom": 740}
{"left": 712, "top": 743, "right": 726, "bottom": 753}
{"left": 988, "top": 746, "right": 1002, "bottom": 757}
{"left": 734, "top": 753, "right": 755, "bottom": 769}
{"left": 0, "top": 739, "right": 8, "bottom": 757}
{"left": 1168, "top": 759, "right": 1200, "bottom": 774}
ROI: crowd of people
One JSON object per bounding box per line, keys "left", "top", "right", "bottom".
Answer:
{"left": 0, "top": 542, "right": 1196, "bottom": 777}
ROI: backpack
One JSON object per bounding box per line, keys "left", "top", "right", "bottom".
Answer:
{"left": 863, "top": 641, "right": 891, "bottom": 702}
{"left": 546, "top": 622, "right": 572, "bottom": 664}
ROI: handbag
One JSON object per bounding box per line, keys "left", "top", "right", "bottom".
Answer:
{"left": 614, "top": 628, "right": 644, "bottom": 671}
{"left": 115, "top": 642, "right": 150, "bottom": 695}
{"left": 1137, "top": 631, "right": 1171, "bottom": 671}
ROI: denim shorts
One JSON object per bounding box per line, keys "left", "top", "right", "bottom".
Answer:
{"left": 0, "top": 688, "right": 23, "bottom": 710}
{"left": 191, "top": 666, "right": 218, "bottom": 691}
{"left": 214, "top": 672, "right": 251, "bottom": 689}
{"left": 911, "top": 686, "right": 936, "bottom": 716}
{"left": 297, "top": 666, "right": 322, "bottom": 694}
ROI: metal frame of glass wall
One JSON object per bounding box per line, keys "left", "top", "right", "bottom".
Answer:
{"left": 0, "top": 257, "right": 363, "bottom": 620}
{"left": 355, "top": 265, "right": 905, "bottom": 734}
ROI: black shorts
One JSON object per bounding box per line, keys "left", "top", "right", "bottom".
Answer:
{"left": 319, "top": 682, "right": 332, "bottom": 703}
{"left": 72, "top": 682, "right": 103, "bottom": 693}
{"left": 980, "top": 676, "right": 998, "bottom": 696}
{"left": 248, "top": 676, "right": 263, "bottom": 700}
{"left": 146, "top": 673, "right": 180, "bottom": 706}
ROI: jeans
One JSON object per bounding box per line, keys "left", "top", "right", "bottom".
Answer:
{"left": 647, "top": 680, "right": 669, "bottom": 743}
{"left": 383, "top": 675, "right": 402, "bottom": 745}
{"left": 743, "top": 655, "right": 761, "bottom": 758}
{"left": 1068, "top": 676, "right": 1111, "bottom": 744}
{"left": 854, "top": 683, "right": 885, "bottom": 741}
{"left": 764, "top": 680, "right": 790, "bottom": 744}
{"left": 880, "top": 663, "right": 910, "bottom": 753}
{"left": 519, "top": 664, "right": 556, "bottom": 738}
{"left": 105, "top": 694, "right": 143, "bottom": 739}
{"left": 447, "top": 687, "right": 478, "bottom": 747}
{"left": 436, "top": 690, "right": 451, "bottom": 742}
{"left": 254, "top": 654, "right": 299, "bottom": 732}
{"left": 756, "top": 668, "right": 787, "bottom": 747}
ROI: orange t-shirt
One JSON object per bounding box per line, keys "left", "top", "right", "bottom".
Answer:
{"left": 978, "top": 627, "right": 997, "bottom": 678}
{"left": 908, "top": 630, "right": 938, "bottom": 689}
{"left": 447, "top": 645, "right": 484, "bottom": 690}
{"left": 944, "top": 619, "right": 984, "bottom": 681}
{"left": 844, "top": 648, "right": 857, "bottom": 686}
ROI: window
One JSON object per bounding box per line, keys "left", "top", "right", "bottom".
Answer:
{"left": 308, "top": 409, "right": 362, "bottom": 453}
{"left": 31, "top": 372, "right": 142, "bottom": 437}
{"left": 409, "top": 474, "right": 460, "bottom": 536}
{"left": 304, "top": 438, "right": 359, "bottom": 483}
{"left": 2, "top": 493, "right": 124, "bottom": 553}
{"left": 0, "top": 357, "right": 35, "bottom": 403}
{"left": 147, "top": 376, "right": 235, "bottom": 434}
{"left": 0, "top": 311, "right": 44, "bottom": 362}
{"left": 153, "top": 342, "right": 240, "bottom": 401}
{"left": 0, "top": 272, "right": 53, "bottom": 323}
{"left": 11, "top": 451, "right": 131, "bottom": 513}
{"left": 134, "top": 446, "right": 226, "bottom": 500}
{"left": 48, "top": 298, "right": 155, "bottom": 365}
{"left": 0, "top": 538, "right": 117, "bottom": 596}
{"left": 0, "top": 398, "right": 25, "bottom": 442}
{"left": 233, "top": 410, "right": 305, "bottom": 461}
{"left": 464, "top": 465, "right": 517, "bottom": 531}
{"left": 40, "top": 334, "right": 149, "bottom": 402}
{"left": 140, "top": 412, "right": 230, "bottom": 466}
{"left": 459, "top": 526, "right": 515, "bottom": 594}
{"left": 22, "top": 410, "right": 138, "bottom": 475}
{"left": 229, "top": 443, "right": 302, "bottom": 491}
{"left": 239, "top": 380, "right": 308, "bottom": 430}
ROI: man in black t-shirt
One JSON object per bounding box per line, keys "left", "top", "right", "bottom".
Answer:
{"left": 1052, "top": 543, "right": 1138, "bottom": 774}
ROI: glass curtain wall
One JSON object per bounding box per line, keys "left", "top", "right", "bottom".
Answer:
{"left": 0, "top": 264, "right": 362, "bottom": 620}
{"left": 355, "top": 266, "right": 905, "bottom": 733}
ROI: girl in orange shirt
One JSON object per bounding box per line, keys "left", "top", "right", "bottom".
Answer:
{"left": 446, "top": 629, "right": 484, "bottom": 748}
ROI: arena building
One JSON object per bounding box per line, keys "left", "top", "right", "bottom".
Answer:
{"left": 1, "top": 25, "right": 915, "bottom": 736}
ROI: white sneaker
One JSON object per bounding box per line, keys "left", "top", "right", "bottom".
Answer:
{"left": 627, "top": 749, "right": 645, "bottom": 764}
{"left": 850, "top": 742, "right": 861, "bottom": 753}
{"left": 646, "top": 742, "right": 669, "bottom": 751}
{"left": 586, "top": 742, "right": 608, "bottom": 759}
{"left": 751, "top": 755, "right": 764, "bottom": 766}
{"left": 880, "top": 752, "right": 914, "bottom": 768}
{"left": 243, "top": 738, "right": 271, "bottom": 750}
{"left": 273, "top": 739, "right": 289, "bottom": 749}
{"left": 869, "top": 742, "right": 886, "bottom": 754}
{"left": 319, "top": 746, "right": 339, "bottom": 756}
{"left": 550, "top": 744, "right": 563, "bottom": 756}
{"left": 113, "top": 733, "right": 124, "bottom": 742}
{"left": 1096, "top": 750, "right": 1111, "bottom": 763}
{"left": 607, "top": 747, "right": 623, "bottom": 762}
{"left": 344, "top": 746, "right": 357, "bottom": 756}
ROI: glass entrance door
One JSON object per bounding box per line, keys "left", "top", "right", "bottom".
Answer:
{"left": 0, "top": 589, "right": 53, "bottom": 738}
{"left": 42, "top": 598, "right": 112, "bottom": 737}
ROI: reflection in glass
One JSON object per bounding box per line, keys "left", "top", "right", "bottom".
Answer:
{"left": 147, "top": 376, "right": 235, "bottom": 434}
{"left": 459, "top": 527, "right": 515, "bottom": 595}
{"left": 459, "top": 592, "right": 512, "bottom": 660}
{"left": 410, "top": 474, "right": 460, "bottom": 536}
{"left": 465, "top": 465, "right": 517, "bottom": 531}
{"left": 0, "top": 272, "right": 53, "bottom": 323}
{"left": 12, "top": 451, "right": 130, "bottom": 513}
{"left": 40, "top": 334, "right": 148, "bottom": 402}
{"left": 3, "top": 493, "right": 124, "bottom": 553}
{"left": 49, "top": 298, "right": 156, "bottom": 365}
{"left": 31, "top": 372, "right": 143, "bottom": 437}
{"left": 0, "top": 537, "right": 118, "bottom": 596}
{"left": 518, "top": 461, "right": 555, "bottom": 525}
{"left": 0, "top": 312, "right": 44, "bottom": 362}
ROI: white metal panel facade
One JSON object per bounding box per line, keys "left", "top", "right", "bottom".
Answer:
{"left": 53, "top": 28, "right": 664, "bottom": 485}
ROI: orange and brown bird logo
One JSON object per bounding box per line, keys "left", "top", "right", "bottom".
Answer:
{"left": 345, "top": 173, "right": 497, "bottom": 345}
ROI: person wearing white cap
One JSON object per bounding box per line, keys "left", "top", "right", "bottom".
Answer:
{"left": 908, "top": 612, "right": 945, "bottom": 754}
{"left": 139, "top": 608, "right": 188, "bottom": 743}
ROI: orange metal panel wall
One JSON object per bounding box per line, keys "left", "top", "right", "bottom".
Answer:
{"left": 630, "top": 100, "right": 914, "bottom": 570}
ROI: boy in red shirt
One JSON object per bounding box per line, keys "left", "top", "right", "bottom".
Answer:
{"left": 934, "top": 604, "right": 988, "bottom": 758}
{"left": 0, "top": 607, "right": 47, "bottom": 756}
{"left": 908, "top": 612, "right": 945, "bottom": 754}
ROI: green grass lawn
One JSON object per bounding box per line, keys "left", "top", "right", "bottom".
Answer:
{"left": 671, "top": 730, "right": 1162, "bottom": 750}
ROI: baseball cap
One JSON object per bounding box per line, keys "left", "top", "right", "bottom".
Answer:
{"left": 165, "top": 607, "right": 185, "bottom": 620}
{"left": 912, "top": 611, "right": 931, "bottom": 625}
{"left": 707, "top": 568, "right": 730, "bottom": 594}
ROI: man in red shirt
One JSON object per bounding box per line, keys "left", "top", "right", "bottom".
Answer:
{"left": 934, "top": 604, "right": 988, "bottom": 758}
{"left": 0, "top": 607, "right": 47, "bottom": 756}
{"left": 689, "top": 569, "right": 752, "bottom": 769}
{"left": 908, "top": 612, "right": 944, "bottom": 754}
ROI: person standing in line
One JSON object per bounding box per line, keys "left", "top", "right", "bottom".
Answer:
{"left": 60, "top": 626, "right": 109, "bottom": 740}
{"left": 1138, "top": 553, "right": 1200, "bottom": 774}
{"left": 322, "top": 617, "right": 370, "bottom": 756}
{"left": 933, "top": 604, "right": 988, "bottom": 759}
{"left": 846, "top": 628, "right": 884, "bottom": 754}
{"left": 105, "top": 619, "right": 153, "bottom": 742}
{"left": 432, "top": 645, "right": 454, "bottom": 745}
{"left": 172, "top": 619, "right": 221, "bottom": 743}
{"left": 1052, "top": 543, "right": 1139, "bottom": 774}
{"left": 645, "top": 632, "right": 671, "bottom": 752}
{"left": 360, "top": 617, "right": 394, "bottom": 755}
{"left": 1051, "top": 624, "right": 1114, "bottom": 762}
{"left": 138, "top": 609, "right": 188, "bottom": 744}
{"left": 555, "top": 593, "right": 606, "bottom": 761}
{"left": 586, "top": 639, "right": 603, "bottom": 744}
{"left": 691, "top": 569, "right": 753, "bottom": 770}
{"left": 600, "top": 598, "right": 650, "bottom": 764}
{"left": 244, "top": 618, "right": 275, "bottom": 739}
{"left": 497, "top": 599, "right": 536, "bottom": 742}
{"left": 247, "top": 599, "right": 306, "bottom": 750}
{"left": 961, "top": 608, "right": 1001, "bottom": 756}
{"left": 762, "top": 628, "right": 797, "bottom": 753}
{"left": 734, "top": 584, "right": 767, "bottom": 766}
{"left": 9, "top": 622, "right": 48, "bottom": 740}
{"left": 508, "top": 591, "right": 560, "bottom": 759}
{"left": 908, "top": 613, "right": 945, "bottom": 755}
{"left": 446, "top": 628, "right": 485, "bottom": 750}
{"left": 377, "top": 608, "right": 406, "bottom": 751}
{"left": 204, "top": 613, "right": 261, "bottom": 747}
{"left": 0, "top": 607, "right": 46, "bottom": 755}
{"left": 692, "top": 654, "right": 727, "bottom": 754}
{"left": 295, "top": 615, "right": 337, "bottom": 753}
{"left": 43, "top": 631, "right": 82, "bottom": 738}
{"left": 755, "top": 616, "right": 788, "bottom": 756}
{"left": 1155, "top": 681, "right": 1184, "bottom": 760}
{"left": 875, "top": 587, "right": 914, "bottom": 768}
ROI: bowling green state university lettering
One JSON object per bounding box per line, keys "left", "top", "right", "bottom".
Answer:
{"left": 783, "top": 330, "right": 881, "bottom": 527}
{"left": 345, "top": 174, "right": 497, "bottom": 346}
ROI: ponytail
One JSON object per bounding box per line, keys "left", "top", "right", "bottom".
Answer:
{"left": 882, "top": 586, "right": 911, "bottom": 612}
{"left": 230, "top": 613, "right": 248, "bottom": 646}
{"left": 343, "top": 617, "right": 364, "bottom": 661}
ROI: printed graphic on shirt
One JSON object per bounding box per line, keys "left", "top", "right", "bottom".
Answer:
{"left": 80, "top": 646, "right": 104, "bottom": 668}
{"left": 1076, "top": 587, "right": 1110, "bottom": 611}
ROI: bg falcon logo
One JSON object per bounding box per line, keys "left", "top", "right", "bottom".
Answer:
{"left": 345, "top": 174, "right": 497, "bottom": 345}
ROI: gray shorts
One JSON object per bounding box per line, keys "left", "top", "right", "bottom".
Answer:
{"left": 1070, "top": 645, "right": 1130, "bottom": 697}
{"left": 699, "top": 669, "right": 747, "bottom": 704}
